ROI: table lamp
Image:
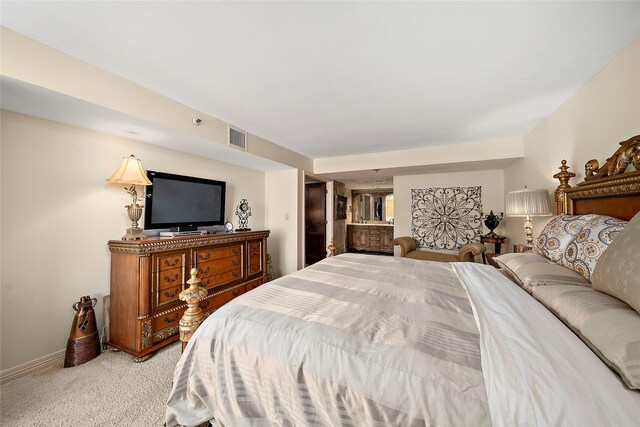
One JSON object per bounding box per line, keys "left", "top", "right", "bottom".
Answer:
{"left": 505, "top": 188, "right": 552, "bottom": 250}
{"left": 106, "top": 154, "right": 152, "bottom": 240}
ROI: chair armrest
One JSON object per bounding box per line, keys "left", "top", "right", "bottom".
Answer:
{"left": 458, "top": 243, "right": 487, "bottom": 262}
{"left": 393, "top": 237, "right": 417, "bottom": 257}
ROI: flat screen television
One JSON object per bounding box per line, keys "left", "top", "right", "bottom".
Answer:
{"left": 144, "top": 171, "right": 226, "bottom": 231}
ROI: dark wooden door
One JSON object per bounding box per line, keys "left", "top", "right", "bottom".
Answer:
{"left": 305, "top": 182, "right": 326, "bottom": 265}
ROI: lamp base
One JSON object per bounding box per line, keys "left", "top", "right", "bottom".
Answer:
{"left": 123, "top": 226, "right": 147, "bottom": 241}
{"left": 123, "top": 202, "right": 146, "bottom": 240}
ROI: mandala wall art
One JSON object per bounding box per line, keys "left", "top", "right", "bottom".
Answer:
{"left": 411, "top": 186, "right": 483, "bottom": 250}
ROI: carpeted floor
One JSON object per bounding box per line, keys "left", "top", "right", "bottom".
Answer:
{"left": 1, "top": 342, "right": 181, "bottom": 426}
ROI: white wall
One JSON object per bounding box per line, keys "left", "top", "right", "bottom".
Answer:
{"left": 0, "top": 110, "right": 266, "bottom": 372}
{"left": 394, "top": 169, "right": 505, "bottom": 255}
{"left": 504, "top": 37, "right": 640, "bottom": 246}
{"left": 265, "top": 169, "right": 300, "bottom": 277}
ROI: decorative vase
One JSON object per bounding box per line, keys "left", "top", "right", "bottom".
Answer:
{"left": 482, "top": 210, "right": 504, "bottom": 237}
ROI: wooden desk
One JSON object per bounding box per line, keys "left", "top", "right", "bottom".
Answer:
{"left": 480, "top": 235, "right": 506, "bottom": 264}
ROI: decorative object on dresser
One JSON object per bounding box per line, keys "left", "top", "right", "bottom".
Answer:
{"left": 224, "top": 219, "right": 234, "bottom": 232}
{"left": 394, "top": 236, "right": 486, "bottom": 262}
{"left": 481, "top": 210, "right": 504, "bottom": 237}
{"left": 64, "top": 296, "right": 100, "bottom": 368}
{"left": 106, "top": 154, "right": 153, "bottom": 240}
{"left": 505, "top": 188, "right": 552, "bottom": 250}
{"left": 235, "top": 199, "right": 252, "bottom": 231}
{"left": 480, "top": 234, "right": 506, "bottom": 264}
{"left": 107, "top": 230, "right": 269, "bottom": 361}
{"left": 411, "top": 187, "right": 483, "bottom": 250}
{"left": 347, "top": 224, "right": 394, "bottom": 254}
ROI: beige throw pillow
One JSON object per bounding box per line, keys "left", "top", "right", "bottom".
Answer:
{"left": 494, "top": 253, "right": 590, "bottom": 292}
{"left": 591, "top": 211, "right": 640, "bottom": 314}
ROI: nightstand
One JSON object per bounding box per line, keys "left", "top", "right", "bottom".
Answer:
{"left": 480, "top": 235, "right": 506, "bottom": 265}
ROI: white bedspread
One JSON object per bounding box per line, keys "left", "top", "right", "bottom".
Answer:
{"left": 166, "top": 254, "right": 639, "bottom": 426}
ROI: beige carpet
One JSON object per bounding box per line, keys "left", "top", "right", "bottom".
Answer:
{"left": 1, "top": 343, "right": 181, "bottom": 426}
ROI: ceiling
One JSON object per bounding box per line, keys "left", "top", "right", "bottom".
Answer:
{"left": 2, "top": 1, "right": 639, "bottom": 162}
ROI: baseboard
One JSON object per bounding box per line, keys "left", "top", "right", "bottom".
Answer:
{"left": 0, "top": 349, "right": 65, "bottom": 384}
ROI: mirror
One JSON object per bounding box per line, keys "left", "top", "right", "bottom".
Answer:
{"left": 353, "top": 190, "right": 393, "bottom": 223}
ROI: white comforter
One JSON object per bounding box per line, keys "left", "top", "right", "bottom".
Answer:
{"left": 166, "top": 254, "right": 639, "bottom": 426}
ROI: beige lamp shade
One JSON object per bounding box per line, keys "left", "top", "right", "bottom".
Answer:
{"left": 106, "top": 155, "right": 152, "bottom": 185}
{"left": 505, "top": 189, "right": 552, "bottom": 217}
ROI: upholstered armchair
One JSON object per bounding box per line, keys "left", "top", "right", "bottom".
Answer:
{"left": 393, "top": 237, "right": 486, "bottom": 262}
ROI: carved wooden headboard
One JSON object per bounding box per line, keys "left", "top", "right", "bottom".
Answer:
{"left": 554, "top": 135, "right": 640, "bottom": 221}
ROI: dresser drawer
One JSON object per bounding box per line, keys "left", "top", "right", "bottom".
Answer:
{"left": 249, "top": 241, "right": 262, "bottom": 253}
{"left": 210, "top": 285, "right": 245, "bottom": 308}
{"left": 245, "top": 278, "right": 264, "bottom": 292}
{"left": 152, "top": 284, "right": 185, "bottom": 310}
{"left": 248, "top": 263, "right": 262, "bottom": 276}
{"left": 152, "top": 266, "right": 186, "bottom": 292}
{"left": 152, "top": 309, "right": 184, "bottom": 332}
{"left": 194, "top": 244, "right": 243, "bottom": 262}
{"left": 200, "top": 269, "right": 243, "bottom": 289}
{"left": 195, "top": 255, "right": 242, "bottom": 278}
{"left": 152, "top": 251, "right": 187, "bottom": 272}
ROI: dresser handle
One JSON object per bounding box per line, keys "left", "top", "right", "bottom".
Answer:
{"left": 198, "top": 266, "right": 210, "bottom": 275}
{"left": 198, "top": 253, "right": 210, "bottom": 261}
{"left": 231, "top": 260, "right": 240, "bottom": 266}
{"left": 163, "top": 258, "right": 180, "bottom": 267}
{"left": 232, "top": 271, "right": 241, "bottom": 278}
{"left": 163, "top": 274, "right": 179, "bottom": 283}
{"left": 232, "top": 248, "right": 240, "bottom": 254}
{"left": 232, "top": 289, "right": 242, "bottom": 297}
{"left": 201, "top": 278, "right": 210, "bottom": 287}
{"left": 163, "top": 289, "right": 179, "bottom": 298}
{"left": 163, "top": 313, "right": 179, "bottom": 323}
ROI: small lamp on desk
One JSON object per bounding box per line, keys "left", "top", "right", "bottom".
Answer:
{"left": 505, "top": 187, "right": 552, "bottom": 250}
{"left": 106, "top": 154, "right": 152, "bottom": 240}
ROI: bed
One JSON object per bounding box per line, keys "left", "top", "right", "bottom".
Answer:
{"left": 166, "top": 137, "right": 640, "bottom": 427}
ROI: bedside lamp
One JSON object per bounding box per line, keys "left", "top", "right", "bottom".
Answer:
{"left": 505, "top": 188, "right": 552, "bottom": 250}
{"left": 106, "top": 154, "right": 152, "bottom": 240}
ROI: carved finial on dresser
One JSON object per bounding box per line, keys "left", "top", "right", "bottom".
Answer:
{"left": 178, "top": 268, "right": 208, "bottom": 352}
{"left": 553, "top": 160, "right": 576, "bottom": 215}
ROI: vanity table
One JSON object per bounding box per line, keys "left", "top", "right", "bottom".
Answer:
{"left": 347, "top": 223, "right": 394, "bottom": 253}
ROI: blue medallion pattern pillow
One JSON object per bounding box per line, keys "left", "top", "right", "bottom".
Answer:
{"left": 562, "top": 215, "right": 628, "bottom": 281}
{"left": 534, "top": 214, "right": 597, "bottom": 264}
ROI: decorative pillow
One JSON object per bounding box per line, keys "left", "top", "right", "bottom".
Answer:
{"left": 591, "top": 211, "right": 640, "bottom": 314}
{"left": 532, "top": 284, "right": 640, "bottom": 390}
{"left": 562, "top": 216, "right": 628, "bottom": 282}
{"left": 534, "top": 214, "right": 597, "bottom": 264}
{"left": 493, "top": 253, "right": 590, "bottom": 292}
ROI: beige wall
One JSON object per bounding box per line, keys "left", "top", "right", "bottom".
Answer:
{"left": 0, "top": 110, "right": 267, "bottom": 371}
{"left": 265, "top": 169, "right": 300, "bottom": 278}
{"left": 504, "top": 38, "right": 640, "bottom": 247}
{"left": 394, "top": 170, "right": 506, "bottom": 256}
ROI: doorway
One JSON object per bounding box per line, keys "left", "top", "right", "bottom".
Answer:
{"left": 305, "top": 181, "right": 326, "bottom": 266}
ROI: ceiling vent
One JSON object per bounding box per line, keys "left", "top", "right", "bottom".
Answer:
{"left": 228, "top": 126, "right": 247, "bottom": 151}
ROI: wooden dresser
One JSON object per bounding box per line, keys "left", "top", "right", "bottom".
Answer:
{"left": 107, "top": 230, "right": 269, "bottom": 361}
{"left": 347, "top": 224, "right": 394, "bottom": 253}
